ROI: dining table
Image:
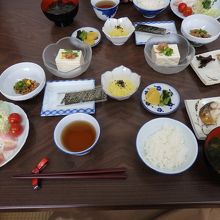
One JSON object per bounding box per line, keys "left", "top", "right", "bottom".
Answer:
{"left": 1, "top": 0, "right": 220, "bottom": 211}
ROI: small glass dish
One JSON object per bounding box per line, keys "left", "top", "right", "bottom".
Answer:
{"left": 144, "top": 33, "right": 195, "bottom": 74}
{"left": 42, "top": 37, "right": 92, "bottom": 79}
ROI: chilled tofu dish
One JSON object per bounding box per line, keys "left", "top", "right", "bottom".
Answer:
{"left": 151, "top": 43, "right": 180, "bottom": 66}
{"left": 55, "top": 49, "right": 84, "bottom": 72}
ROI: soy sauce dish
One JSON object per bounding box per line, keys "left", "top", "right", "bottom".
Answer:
{"left": 54, "top": 113, "right": 100, "bottom": 156}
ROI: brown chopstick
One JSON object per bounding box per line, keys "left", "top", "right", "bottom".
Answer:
{"left": 12, "top": 167, "right": 127, "bottom": 180}
{"left": 12, "top": 174, "right": 127, "bottom": 180}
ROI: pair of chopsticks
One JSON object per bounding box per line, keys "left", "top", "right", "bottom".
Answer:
{"left": 12, "top": 167, "right": 127, "bottom": 180}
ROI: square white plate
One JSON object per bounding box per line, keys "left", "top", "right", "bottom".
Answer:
{"left": 41, "top": 79, "right": 95, "bottom": 116}
{"left": 190, "top": 50, "right": 220, "bottom": 86}
{"left": 134, "top": 21, "right": 177, "bottom": 45}
{"left": 184, "top": 97, "right": 220, "bottom": 140}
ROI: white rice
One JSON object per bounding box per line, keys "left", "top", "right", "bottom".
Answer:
{"left": 136, "top": 0, "right": 167, "bottom": 10}
{"left": 143, "top": 124, "right": 188, "bottom": 170}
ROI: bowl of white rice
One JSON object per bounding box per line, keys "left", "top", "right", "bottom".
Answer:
{"left": 133, "top": 0, "right": 170, "bottom": 18}
{"left": 136, "top": 118, "right": 198, "bottom": 174}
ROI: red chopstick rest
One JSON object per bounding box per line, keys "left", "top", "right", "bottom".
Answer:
{"left": 31, "top": 157, "right": 49, "bottom": 190}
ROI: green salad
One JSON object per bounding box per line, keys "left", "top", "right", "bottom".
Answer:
{"left": 193, "top": 0, "right": 220, "bottom": 17}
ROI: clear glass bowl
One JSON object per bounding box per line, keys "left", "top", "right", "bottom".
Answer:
{"left": 144, "top": 33, "right": 195, "bottom": 74}
{"left": 42, "top": 37, "right": 92, "bottom": 78}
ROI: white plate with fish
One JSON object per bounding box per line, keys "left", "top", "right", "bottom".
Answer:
{"left": 71, "top": 27, "right": 101, "bottom": 47}
{"left": 136, "top": 118, "right": 198, "bottom": 174}
{"left": 41, "top": 79, "right": 96, "bottom": 116}
{"left": 0, "top": 101, "right": 29, "bottom": 167}
{"left": 185, "top": 97, "right": 220, "bottom": 140}
{"left": 170, "top": 0, "right": 220, "bottom": 20}
{"left": 190, "top": 50, "right": 220, "bottom": 86}
{"left": 141, "top": 83, "right": 180, "bottom": 115}
{"left": 134, "top": 21, "right": 177, "bottom": 45}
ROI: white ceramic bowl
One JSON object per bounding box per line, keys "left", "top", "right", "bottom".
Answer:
{"left": 133, "top": 0, "right": 170, "bottom": 18}
{"left": 42, "top": 37, "right": 92, "bottom": 79}
{"left": 101, "top": 65, "right": 140, "bottom": 101}
{"left": 136, "top": 118, "right": 198, "bottom": 174}
{"left": 54, "top": 113, "right": 100, "bottom": 156}
{"left": 144, "top": 33, "right": 195, "bottom": 74}
{"left": 91, "top": 0, "right": 120, "bottom": 21}
{"left": 0, "top": 62, "right": 46, "bottom": 101}
{"left": 181, "top": 14, "right": 220, "bottom": 47}
{"left": 102, "top": 17, "right": 135, "bottom": 46}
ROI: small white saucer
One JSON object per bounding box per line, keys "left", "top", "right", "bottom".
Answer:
{"left": 141, "top": 83, "right": 180, "bottom": 115}
{"left": 71, "top": 27, "right": 101, "bottom": 47}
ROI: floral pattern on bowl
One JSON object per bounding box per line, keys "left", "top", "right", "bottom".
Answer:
{"left": 141, "top": 83, "right": 180, "bottom": 115}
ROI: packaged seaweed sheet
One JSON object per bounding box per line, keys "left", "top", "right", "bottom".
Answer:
{"left": 61, "top": 86, "right": 107, "bottom": 105}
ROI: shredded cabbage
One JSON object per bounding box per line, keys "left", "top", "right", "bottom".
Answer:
{"left": 0, "top": 101, "right": 10, "bottom": 134}
{"left": 192, "top": 1, "right": 220, "bottom": 17}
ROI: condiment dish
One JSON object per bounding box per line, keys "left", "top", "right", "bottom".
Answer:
{"left": 42, "top": 37, "right": 92, "bottom": 78}
{"left": 0, "top": 62, "right": 46, "bottom": 101}
{"left": 181, "top": 14, "right": 220, "bottom": 47}
{"left": 133, "top": 0, "right": 170, "bottom": 18}
{"left": 91, "top": 0, "right": 120, "bottom": 21}
{"left": 54, "top": 113, "right": 100, "bottom": 156}
{"left": 141, "top": 83, "right": 180, "bottom": 115}
{"left": 144, "top": 33, "right": 195, "bottom": 74}
{"left": 102, "top": 17, "right": 135, "bottom": 46}
{"left": 136, "top": 118, "right": 198, "bottom": 174}
{"left": 101, "top": 65, "right": 140, "bottom": 101}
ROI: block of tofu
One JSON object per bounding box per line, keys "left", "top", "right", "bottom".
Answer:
{"left": 151, "top": 44, "right": 180, "bottom": 66}
{"left": 55, "top": 49, "right": 84, "bottom": 72}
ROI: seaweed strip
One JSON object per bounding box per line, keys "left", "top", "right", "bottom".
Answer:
{"left": 61, "top": 86, "right": 107, "bottom": 105}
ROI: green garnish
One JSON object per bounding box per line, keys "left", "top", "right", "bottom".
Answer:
{"left": 157, "top": 43, "right": 174, "bottom": 56}
{"left": 62, "top": 49, "right": 79, "bottom": 59}
{"left": 14, "top": 80, "right": 26, "bottom": 90}
{"left": 162, "top": 47, "right": 173, "bottom": 56}
{"left": 76, "top": 30, "right": 87, "bottom": 41}
{"left": 202, "top": 0, "right": 217, "bottom": 9}
{"left": 159, "top": 90, "right": 173, "bottom": 106}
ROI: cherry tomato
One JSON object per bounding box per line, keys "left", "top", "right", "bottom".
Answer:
{"left": 183, "top": 6, "right": 193, "bottom": 17}
{"left": 8, "top": 113, "right": 22, "bottom": 124}
{"left": 9, "top": 123, "right": 23, "bottom": 137}
{"left": 178, "top": 3, "right": 187, "bottom": 13}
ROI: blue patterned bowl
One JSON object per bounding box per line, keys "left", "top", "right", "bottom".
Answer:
{"left": 133, "top": 0, "right": 169, "bottom": 18}
{"left": 91, "top": 0, "right": 119, "bottom": 21}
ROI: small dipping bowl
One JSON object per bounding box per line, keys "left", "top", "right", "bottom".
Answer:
{"left": 54, "top": 113, "right": 100, "bottom": 156}
{"left": 91, "top": 0, "right": 120, "bottom": 21}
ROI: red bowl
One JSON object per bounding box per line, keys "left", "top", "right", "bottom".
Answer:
{"left": 204, "top": 126, "right": 220, "bottom": 174}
